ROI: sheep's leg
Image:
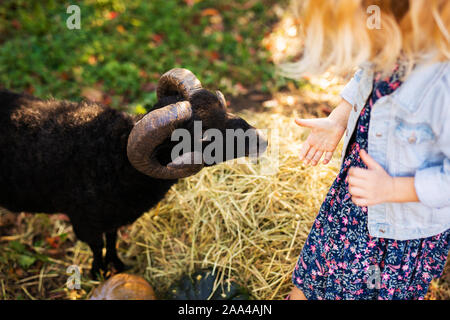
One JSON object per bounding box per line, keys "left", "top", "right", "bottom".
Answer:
{"left": 69, "top": 215, "right": 107, "bottom": 278}
{"left": 86, "top": 235, "right": 107, "bottom": 279}
{"left": 105, "top": 229, "right": 126, "bottom": 272}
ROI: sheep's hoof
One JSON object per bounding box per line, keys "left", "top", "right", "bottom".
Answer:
{"left": 90, "top": 266, "right": 106, "bottom": 280}
{"left": 90, "top": 260, "right": 108, "bottom": 279}
{"left": 114, "top": 263, "right": 131, "bottom": 273}
{"left": 91, "top": 258, "right": 130, "bottom": 278}
{"left": 105, "top": 256, "right": 129, "bottom": 273}
{"left": 112, "top": 260, "right": 126, "bottom": 273}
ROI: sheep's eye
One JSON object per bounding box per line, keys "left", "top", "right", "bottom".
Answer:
{"left": 215, "top": 90, "right": 227, "bottom": 110}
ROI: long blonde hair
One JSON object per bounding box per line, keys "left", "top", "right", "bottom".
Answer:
{"left": 279, "top": 0, "right": 450, "bottom": 78}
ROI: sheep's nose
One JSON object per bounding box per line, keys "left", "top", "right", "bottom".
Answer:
{"left": 256, "top": 129, "right": 268, "bottom": 154}
{"left": 248, "top": 129, "right": 268, "bottom": 157}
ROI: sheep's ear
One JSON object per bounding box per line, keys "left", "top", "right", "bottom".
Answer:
{"left": 215, "top": 90, "right": 227, "bottom": 110}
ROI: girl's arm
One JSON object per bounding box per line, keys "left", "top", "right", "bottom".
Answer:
{"left": 348, "top": 150, "right": 419, "bottom": 207}
{"left": 391, "top": 177, "right": 419, "bottom": 203}
{"left": 328, "top": 98, "right": 353, "bottom": 129}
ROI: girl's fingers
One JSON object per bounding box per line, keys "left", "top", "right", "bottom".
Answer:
{"left": 347, "top": 176, "right": 366, "bottom": 187}
{"left": 323, "top": 151, "right": 333, "bottom": 164}
{"left": 304, "top": 147, "right": 317, "bottom": 164}
{"left": 348, "top": 186, "right": 366, "bottom": 198}
{"left": 360, "top": 150, "right": 382, "bottom": 170}
{"left": 311, "top": 150, "right": 324, "bottom": 166}
{"left": 352, "top": 197, "right": 369, "bottom": 207}
{"left": 295, "top": 118, "right": 317, "bottom": 129}
{"left": 348, "top": 167, "right": 368, "bottom": 178}
{"left": 298, "top": 142, "right": 310, "bottom": 161}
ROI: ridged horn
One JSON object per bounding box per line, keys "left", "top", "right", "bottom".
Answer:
{"left": 127, "top": 101, "right": 204, "bottom": 179}
{"left": 156, "top": 68, "right": 203, "bottom": 101}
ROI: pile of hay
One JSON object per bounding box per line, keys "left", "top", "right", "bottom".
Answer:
{"left": 123, "top": 110, "right": 342, "bottom": 300}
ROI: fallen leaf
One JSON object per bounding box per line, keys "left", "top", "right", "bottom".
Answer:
{"left": 201, "top": 8, "right": 220, "bottom": 16}
{"left": 139, "top": 69, "right": 148, "bottom": 78}
{"left": 46, "top": 236, "right": 60, "bottom": 249}
{"left": 11, "top": 19, "right": 21, "bottom": 30}
{"left": 107, "top": 11, "right": 118, "bottom": 20}
{"left": 150, "top": 34, "right": 164, "bottom": 47}
{"left": 60, "top": 72, "right": 70, "bottom": 80}
{"left": 116, "top": 25, "right": 125, "bottom": 34}
{"left": 206, "top": 50, "right": 220, "bottom": 62}
{"left": 13, "top": 267, "right": 24, "bottom": 277}
{"left": 88, "top": 55, "right": 97, "bottom": 65}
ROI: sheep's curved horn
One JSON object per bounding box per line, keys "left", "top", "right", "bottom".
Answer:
{"left": 127, "top": 101, "right": 204, "bottom": 180}
{"left": 156, "top": 68, "right": 203, "bottom": 101}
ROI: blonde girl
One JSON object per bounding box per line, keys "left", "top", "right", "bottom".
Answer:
{"left": 281, "top": 0, "right": 450, "bottom": 300}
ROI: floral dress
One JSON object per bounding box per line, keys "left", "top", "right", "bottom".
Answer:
{"left": 292, "top": 67, "right": 450, "bottom": 300}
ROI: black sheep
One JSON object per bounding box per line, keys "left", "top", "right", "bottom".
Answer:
{"left": 0, "top": 69, "right": 267, "bottom": 277}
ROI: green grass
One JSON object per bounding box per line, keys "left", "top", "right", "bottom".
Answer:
{"left": 0, "top": 0, "right": 289, "bottom": 111}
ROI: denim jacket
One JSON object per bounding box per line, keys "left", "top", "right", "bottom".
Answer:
{"left": 340, "top": 61, "right": 450, "bottom": 240}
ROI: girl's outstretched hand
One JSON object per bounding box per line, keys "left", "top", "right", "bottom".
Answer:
{"left": 295, "top": 117, "right": 346, "bottom": 166}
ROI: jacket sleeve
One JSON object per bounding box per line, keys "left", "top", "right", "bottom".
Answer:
{"left": 340, "top": 68, "right": 363, "bottom": 106}
{"left": 414, "top": 82, "right": 450, "bottom": 208}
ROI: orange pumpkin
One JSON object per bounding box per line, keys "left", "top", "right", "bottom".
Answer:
{"left": 90, "top": 274, "right": 156, "bottom": 300}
